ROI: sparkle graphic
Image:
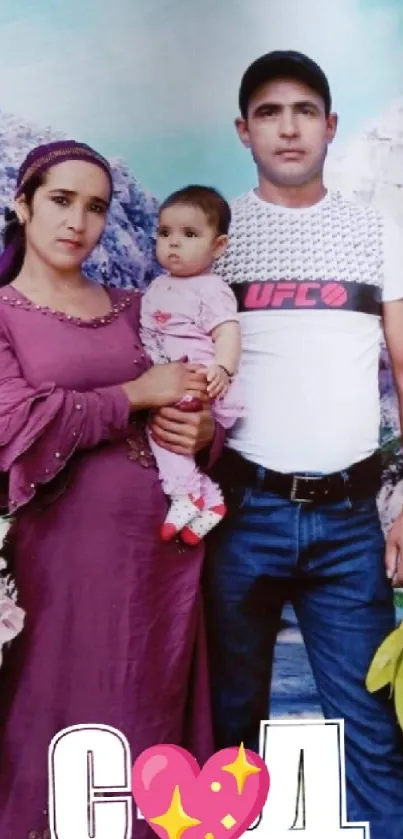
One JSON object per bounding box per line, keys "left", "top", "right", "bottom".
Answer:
{"left": 221, "top": 743, "right": 261, "bottom": 795}
{"left": 150, "top": 785, "right": 201, "bottom": 839}
{"left": 211, "top": 782, "right": 221, "bottom": 792}
{"left": 221, "top": 814, "right": 237, "bottom": 830}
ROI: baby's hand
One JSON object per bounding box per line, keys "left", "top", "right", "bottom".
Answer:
{"left": 206, "top": 364, "right": 230, "bottom": 399}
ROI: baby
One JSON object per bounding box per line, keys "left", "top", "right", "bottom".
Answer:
{"left": 140, "top": 185, "right": 244, "bottom": 544}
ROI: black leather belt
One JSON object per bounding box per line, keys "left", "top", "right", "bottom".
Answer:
{"left": 219, "top": 448, "right": 382, "bottom": 505}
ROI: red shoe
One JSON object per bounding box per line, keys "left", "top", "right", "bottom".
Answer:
{"left": 180, "top": 504, "right": 227, "bottom": 545}
{"left": 175, "top": 395, "right": 203, "bottom": 412}
{"left": 160, "top": 494, "right": 204, "bottom": 542}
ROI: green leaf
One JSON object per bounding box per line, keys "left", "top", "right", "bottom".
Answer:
{"left": 366, "top": 625, "right": 403, "bottom": 693}
{"left": 394, "top": 654, "right": 403, "bottom": 731}
{"left": 391, "top": 649, "right": 403, "bottom": 696}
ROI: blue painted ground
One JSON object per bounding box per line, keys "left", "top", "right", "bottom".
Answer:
{"left": 271, "top": 603, "right": 322, "bottom": 718}
{"left": 271, "top": 603, "right": 403, "bottom": 718}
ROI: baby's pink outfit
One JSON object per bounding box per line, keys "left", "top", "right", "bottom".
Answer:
{"left": 140, "top": 272, "right": 244, "bottom": 507}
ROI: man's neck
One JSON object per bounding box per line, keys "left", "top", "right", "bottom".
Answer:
{"left": 255, "top": 176, "right": 327, "bottom": 209}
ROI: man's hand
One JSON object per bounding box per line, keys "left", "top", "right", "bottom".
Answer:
{"left": 385, "top": 511, "right": 403, "bottom": 586}
{"left": 150, "top": 404, "right": 215, "bottom": 456}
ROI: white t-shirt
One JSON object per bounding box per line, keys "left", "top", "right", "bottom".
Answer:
{"left": 214, "top": 189, "right": 403, "bottom": 473}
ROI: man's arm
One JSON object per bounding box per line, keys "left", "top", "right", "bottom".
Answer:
{"left": 382, "top": 299, "right": 403, "bottom": 584}
{"left": 384, "top": 300, "right": 403, "bottom": 434}
{"left": 197, "top": 416, "right": 227, "bottom": 470}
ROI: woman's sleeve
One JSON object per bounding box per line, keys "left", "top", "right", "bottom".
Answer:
{"left": 0, "top": 325, "right": 131, "bottom": 512}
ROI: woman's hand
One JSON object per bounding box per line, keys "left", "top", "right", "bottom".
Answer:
{"left": 122, "top": 362, "right": 207, "bottom": 411}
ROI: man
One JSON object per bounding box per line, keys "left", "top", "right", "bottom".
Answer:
{"left": 200, "top": 51, "right": 403, "bottom": 838}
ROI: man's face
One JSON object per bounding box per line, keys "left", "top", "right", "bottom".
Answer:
{"left": 236, "top": 77, "right": 338, "bottom": 187}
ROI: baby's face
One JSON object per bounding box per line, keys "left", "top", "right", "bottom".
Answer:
{"left": 156, "top": 203, "right": 225, "bottom": 277}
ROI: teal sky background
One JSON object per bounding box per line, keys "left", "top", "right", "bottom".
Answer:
{"left": 0, "top": 0, "right": 402, "bottom": 199}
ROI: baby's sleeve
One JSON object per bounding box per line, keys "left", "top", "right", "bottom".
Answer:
{"left": 139, "top": 278, "right": 167, "bottom": 363}
{"left": 198, "top": 278, "right": 239, "bottom": 334}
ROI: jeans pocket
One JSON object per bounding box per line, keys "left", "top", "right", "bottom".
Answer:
{"left": 223, "top": 483, "right": 252, "bottom": 519}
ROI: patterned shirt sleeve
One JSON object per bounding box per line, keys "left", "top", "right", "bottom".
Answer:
{"left": 198, "top": 277, "right": 239, "bottom": 333}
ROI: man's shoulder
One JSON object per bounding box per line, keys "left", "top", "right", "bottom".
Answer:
{"left": 329, "top": 193, "right": 403, "bottom": 277}
{"left": 328, "top": 189, "right": 381, "bottom": 219}
{"left": 334, "top": 193, "right": 402, "bottom": 241}
{"left": 229, "top": 187, "right": 385, "bottom": 216}
{"left": 329, "top": 190, "right": 403, "bottom": 234}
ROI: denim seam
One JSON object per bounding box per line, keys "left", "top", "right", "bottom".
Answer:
{"left": 295, "top": 502, "right": 301, "bottom": 567}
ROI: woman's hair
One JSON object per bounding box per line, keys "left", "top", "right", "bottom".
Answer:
{"left": 0, "top": 173, "right": 44, "bottom": 287}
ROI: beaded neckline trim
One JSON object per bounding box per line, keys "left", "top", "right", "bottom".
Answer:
{"left": 0, "top": 288, "right": 137, "bottom": 327}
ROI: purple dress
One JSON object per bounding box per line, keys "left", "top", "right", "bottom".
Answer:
{"left": 0, "top": 285, "right": 216, "bottom": 839}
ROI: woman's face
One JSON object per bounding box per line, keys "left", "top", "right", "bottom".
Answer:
{"left": 17, "top": 160, "right": 111, "bottom": 272}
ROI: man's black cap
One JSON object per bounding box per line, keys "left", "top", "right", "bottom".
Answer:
{"left": 239, "top": 50, "right": 332, "bottom": 117}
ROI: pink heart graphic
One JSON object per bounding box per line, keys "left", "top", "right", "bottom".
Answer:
{"left": 132, "top": 743, "right": 270, "bottom": 839}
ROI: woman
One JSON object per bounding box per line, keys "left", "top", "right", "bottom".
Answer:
{"left": 0, "top": 140, "right": 219, "bottom": 838}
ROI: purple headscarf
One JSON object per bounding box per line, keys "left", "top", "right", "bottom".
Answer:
{"left": 0, "top": 140, "right": 113, "bottom": 286}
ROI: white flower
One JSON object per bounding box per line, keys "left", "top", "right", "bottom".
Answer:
{"left": 0, "top": 594, "right": 25, "bottom": 645}
{"left": 0, "top": 517, "right": 12, "bottom": 551}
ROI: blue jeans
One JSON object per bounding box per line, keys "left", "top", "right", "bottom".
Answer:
{"left": 203, "top": 477, "right": 403, "bottom": 838}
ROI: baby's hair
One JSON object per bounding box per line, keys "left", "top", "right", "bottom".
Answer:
{"left": 159, "top": 185, "right": 231, "bottom": 236}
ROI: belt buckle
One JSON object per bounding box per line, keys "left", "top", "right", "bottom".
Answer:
{"left": 290, "top": 474, "right": 322, "bottom": 503}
